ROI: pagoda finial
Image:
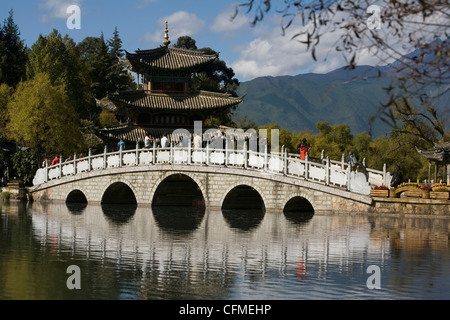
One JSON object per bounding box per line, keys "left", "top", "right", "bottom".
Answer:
{"left": 163, "top": 21, "right": 170, "bottom": 47}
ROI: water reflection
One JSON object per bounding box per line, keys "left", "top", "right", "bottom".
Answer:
{"left": 66, "top": 202, "right": 87, "bottom": 215}
{"left": 222, "top": 208, "right": 265, "bottom": 231}
{"left": 152, "top": 205, "right": 205, "bottom": 234}
{"left": 0, "top": 201, "right": 449, "bottom": 300}
{"left": 283, "top": 210, "right": 314, "bottom": 226}
{"left": 101, "top": 203, "right": 137, "bottom": 224}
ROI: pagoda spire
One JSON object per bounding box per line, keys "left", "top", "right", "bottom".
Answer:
{"left": 163, "top": 21, "right": 170, "bottom": 47}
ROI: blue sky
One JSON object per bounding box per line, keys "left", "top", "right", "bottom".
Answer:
{"left": 0, "top": 0, "right": 441, "bottom": 82}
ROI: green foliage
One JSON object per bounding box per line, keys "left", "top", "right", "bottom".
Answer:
{"left": 256, "top": 121, "right": 437, "bottom": 182}
{"left": 6, "top": 73, "right": 86, "bottom": 157}
{"left": 11, "top": 149, "right": 38, "bottom": 184}
{"left": 0, "top": 10, "right": 27, "bottom": 87}
{"left": 26, "top": 29, "right": 94, "bottom": 120}
{"left": 78, "top": 29, "right": 135, "bottom": 100}
{"left": 99, "top": 109, "right": 119, "bottom": 128}
{"left": 0, "top": 83, "right": 13, "bottom": 127}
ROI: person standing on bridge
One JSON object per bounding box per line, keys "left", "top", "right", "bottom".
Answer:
{"left": 51, "top": 156, "right": 60, "bottom": 166}
{"left": 297, "top": 138, "right": 311, "bottom": 161}
{"left": 347, "top": 151, "right": 358, "bottom": 171}
{"left": 117, "top": 138, "right": 126, "bottom": 151}
{"left": 161, "top": 133, "right": 169, "bottom": 148}
{"left": 144, "top": 134, "right": 151, "bottom": 149}
{"left": 193, "top": 133, "right": 202, "bottom": 149}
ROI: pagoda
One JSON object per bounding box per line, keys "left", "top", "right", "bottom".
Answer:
{"left": 98, "top": 22, "right": 243, "bottom": 145}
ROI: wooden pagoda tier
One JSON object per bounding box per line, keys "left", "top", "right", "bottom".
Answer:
{"left": 97, "top": 89, "right": 243, "bottom": 143}
{"left": 119, "top": 46, "right": 218, "bottom": 82}
{"left": 107, "top": 90, "right": 243, "bottom": 112}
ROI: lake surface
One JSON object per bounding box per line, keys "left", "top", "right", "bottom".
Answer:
{"left": 0, "top": 201, "right": 449, "bottom": 300}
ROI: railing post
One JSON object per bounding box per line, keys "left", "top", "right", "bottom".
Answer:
{"left": 152, "top": 140, "right": 156, "bottom": 164}
{"left": 119, "top": 145, "right": 122, "bottom": 168}
{"left": 88, "top": 149, "right": 92, "bottom": 171}
{"left": 244, "top": 141, "right": 248, "bottom": 169}
{"left": 103, "top": 146, "right": 107, "bottom": 169}
{"left": 73, "top": 152, "right": 77, "bottom": 175}
{"left": 188, "top": 139, "right": 192, "bottom": 165}
{"left": 45, "top": 161, "right": 48, "bottom": 183}
{"left": 264, "top": 144, "right": 268, "bottom": 171}
{"left": 59, "top": 155, "right": 62, "bottom": 178}
{"left": 326, "top": 156, "right": 330, "bottom": 186}
{"left": 135, "top": 141, "right": 139, "bottom": 166}
{"left": 341, "top": 153, "right": 345, "bottom": 169}
{"left": 284, "top": 148, "right": 288, "bottom": 176}
{"left": 305, "top": 153, "right": 309, "bottom": 180}
{"left": 347, "top": 165, "right": 351, "bottom": 191}
{"left": 383, "top": 163, "right": 387, "bottom": 186}
{"left": 225, "top": 138, "right": 229, "bottom": 167}
{"left": 170, "top": 142, "right": 173, "bottom": 164}
{"left": 206, "top": 144, "right": 210, "bottom": 166}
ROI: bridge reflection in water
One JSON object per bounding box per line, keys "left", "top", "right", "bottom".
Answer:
{"left": 22, "top": 201, "right": 450, "bottom": 299}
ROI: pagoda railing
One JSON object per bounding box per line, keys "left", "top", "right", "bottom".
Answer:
{"left": 32, "top": 142, "right": 391, "bottom": 196}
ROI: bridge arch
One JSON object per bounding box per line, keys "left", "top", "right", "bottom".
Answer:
{"left": 221, "top": 184, "right": 266, "bottom": 211}
{"left": 65, "top": 189, "right": 88, "bottom": 203}
{"left": 282, "top": 192, "right": 315, "bottom": 224}
{"left": 101, "top": 180, "right": 137, "bottom": 204}
{"left": 151, "top": 172, "right": 206, "bottom": 207}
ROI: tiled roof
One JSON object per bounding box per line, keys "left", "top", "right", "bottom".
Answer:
{"left": 108, "top": 90, "right": 243, "bottom": 111}
{"left": 124, "top": 46, "right": 217, "bottom": 72}
{"left": 98, "top": 124, "right": 252, "bottom": 143}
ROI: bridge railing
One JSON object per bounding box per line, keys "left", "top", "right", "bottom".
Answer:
{"left": 33, "top": 142, "right": 391, "bottom": 195}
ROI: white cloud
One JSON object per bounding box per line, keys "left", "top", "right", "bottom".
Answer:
{"left": 39, "top": 0, "right": 83, "bottom": 22}
{"left": 211, "top": 4, "right": 251, "bottom": 33}
{"left": 229, "top": 1, "right": 448, "bottom": 80}
{"left": 141, "top": 11, "right": 205, "bottom": 47}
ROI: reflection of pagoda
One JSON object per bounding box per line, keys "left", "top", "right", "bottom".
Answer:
{"left": 98, "top": 22, "right": 243, "bottom": 144}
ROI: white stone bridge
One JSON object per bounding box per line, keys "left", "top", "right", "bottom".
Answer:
{"left": 30, "top": 144, "right": 391, "bottom": 213}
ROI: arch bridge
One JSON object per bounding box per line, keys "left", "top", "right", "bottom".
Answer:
{"left": 30, "top": 144, "right": 391, "bottom": 213}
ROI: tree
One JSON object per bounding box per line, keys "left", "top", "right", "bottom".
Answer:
{"left": 234, "top": 0, "right": 449, "bottom": 144}
{"left": 173, "top": 36, "right": 241, "bottom": 126}
{"left": 5, "top": 73, "right": 85, "bottom": 160}
{"left": 175, "top": 36, "right": 198, "bottom": 50}
{"left": 0, "top": 10, "right": 27, "bottom": 87}
{"left": 11, "top": 149, "right": 38, "bottom": 185}
{"left": 0, "top": 83, "right": 13, "bottom": 127}
{"left": 26, "top": 29, "right": 94, "bottom": 120}
{"left": 106, "top": 28, "right": 135, "bottom": 94}
{"left": 78, "top": 29, "right": 135, "bottom": 99}
{"left": 78, "top": 35, "right": 111, "bottom": 99}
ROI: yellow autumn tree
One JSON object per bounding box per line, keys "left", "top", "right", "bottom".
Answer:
{"left": 6, "top": 73, "right": 86, "bottom": 159}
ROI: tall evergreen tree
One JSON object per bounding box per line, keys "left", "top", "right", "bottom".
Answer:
{"left": 0, "top": 10, "right": 27, "bottom": 87}
{"left": 106, "top": 27, "right": 135, "bottom": 93}
{"left": 78, "top": 28, "right": 134, "bottom": 100}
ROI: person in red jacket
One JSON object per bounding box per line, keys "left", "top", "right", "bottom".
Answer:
{"left": 297, "top": 138, "right": 311, "bottom": 161}
{"left": 51, "top": 156, "right": 60, "bottom": 166}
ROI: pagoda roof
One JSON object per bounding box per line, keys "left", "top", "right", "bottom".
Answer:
{"left": 123, "top": 46, "right": 218, "bottom": 73}
{"left": 98, "top": 124, "right": 252, "bottom": 143}
{"left": 107, "top": 90, "right": 243, "bottom": 112}
{"left": 416, "top": 141, "right": 450, "bottom": 164}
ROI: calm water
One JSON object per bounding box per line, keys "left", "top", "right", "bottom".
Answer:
{"left": 0, "top": 201, "right": 449, "bottom": 300}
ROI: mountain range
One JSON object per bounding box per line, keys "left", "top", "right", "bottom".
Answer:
{"left": 232, "top": 39, "right": 449, "bottom": 137}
